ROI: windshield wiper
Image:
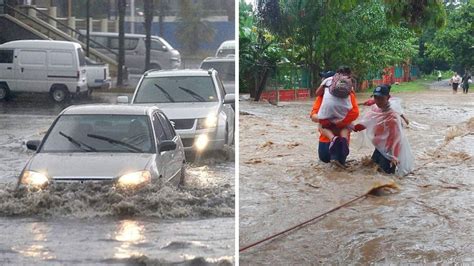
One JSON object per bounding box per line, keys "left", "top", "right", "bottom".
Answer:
{"left": 87, "top": 133, "right": 144, "bottom": 153}
{"left": 178, "top": 86, "right": 206, "bottom": 102}
{"left": 59, "top": 131, "right": 97, "bottom": 152}
{"left": 154, "top": 84, "right": 175, "bottom": 103}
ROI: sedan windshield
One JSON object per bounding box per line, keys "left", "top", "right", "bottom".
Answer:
{"left": 41, "top": 115, "right": 154, "bottom": 153}
{"left": 134, "top": 76, "right": 218, "bottom": 103}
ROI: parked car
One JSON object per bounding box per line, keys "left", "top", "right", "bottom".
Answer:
{"left": 84, "top": 57, "right": 111, "bottom": 93}
{"left": 0, "top": 40, "right": 88, "bottom": 102}
{"left": 215, "top": 40, "right": 235, "bottom": 57}
{"left": 78, "top": 31, "right": 181, "bottom": 74}
{"left": 200, "top": 56, "right": 235, "bottom": 94}
{"left": 18, "top": 104, "right": 185, "bottom": 189}
{"left": 118, "top": 69, "right": 235, "bottom": 152}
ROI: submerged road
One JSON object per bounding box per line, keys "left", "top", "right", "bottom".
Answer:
{"left": 0, "top": 93, "right": 235, "bottom": 265}
{"left": 239, "top": 83, "right": 473, "bottom": 264}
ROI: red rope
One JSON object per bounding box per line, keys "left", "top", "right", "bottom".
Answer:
{"left": 239, "top": 193, "right": 368, "bottom": 252}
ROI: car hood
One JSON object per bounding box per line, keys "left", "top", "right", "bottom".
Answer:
{"left": 138, "top": 102, "right": 221, "bottom": 119}
{"left": 26, "top": 153, "right": 154, "bottom": 181}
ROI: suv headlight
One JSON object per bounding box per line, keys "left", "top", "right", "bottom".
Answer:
{"left": 117, "top": 171, "right": 151, "bottom": 187}
{"left": 20, "top": 171, "right": 49, "bottom": 187}
{"left": 197, "top": 115, "right": 218, "bottom": 129}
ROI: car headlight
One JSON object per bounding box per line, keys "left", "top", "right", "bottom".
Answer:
{"left": 117, "top": 171, "right": 151, "bottom": 187}
{"left": 20, "top": 171, "right": 49, "bottom": 187}
{"left": 197, "top": 115, "right": 218, "bottom": 129}
{"left": 195, "top": 134, "right": 209, "bottom": 151}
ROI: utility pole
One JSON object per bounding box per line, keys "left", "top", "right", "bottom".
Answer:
{"left": 86, "top": 0, "right": 90, "bottom": 57}
{"left": 117, "top": 0, "right": 126, "bottom": 86}
{"left": 130, "top": 0, "right": 135, "bottom": 33}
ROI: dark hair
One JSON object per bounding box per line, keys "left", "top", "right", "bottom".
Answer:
{"left": 337, "top": 66, "right": 351, "bottom": 76}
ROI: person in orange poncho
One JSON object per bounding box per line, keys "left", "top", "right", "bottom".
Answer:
{"left": 310, "top": 82, "right": 359, "bottom": 167}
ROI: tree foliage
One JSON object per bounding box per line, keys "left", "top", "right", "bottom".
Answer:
{"left": 176, "top": 0, "right": 215, "bottom": 55}
{"left": 239, "top": 0, "right": 447, "bottom": 97}
{"left": 425, "top": 2, "right": 473, "bottom": 73}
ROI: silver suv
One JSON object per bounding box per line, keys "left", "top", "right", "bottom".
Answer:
{"left": 122, "top": 69, "right": 235, "bottom": 152}
{"left": 200, "top": 56, "right": 235, "bottom": 94}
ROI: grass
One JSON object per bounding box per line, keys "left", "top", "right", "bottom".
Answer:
{"left": 389, "top": 79, "right": 431, "bottom": 93}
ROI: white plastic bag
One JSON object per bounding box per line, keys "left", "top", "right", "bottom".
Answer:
{"left": 317, "top": 87, "right": 352, "bottom": 122}
{"left": 358, "top": 104, "right": 414, "bottom": 176}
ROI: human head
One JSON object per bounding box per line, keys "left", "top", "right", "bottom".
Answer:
{"left": 337, "top": 66, "right": 351, "bottom": 76}
{"left": 372, "top": 84, "right": 390, "bottom": 109}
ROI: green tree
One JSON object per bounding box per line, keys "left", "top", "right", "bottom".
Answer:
{"left": 252, "top": 0, "right": 445, "bottom": 92}
{"left": 426, "top": 2, "right": 473, "bottom": 73}
{"left": 176, "top": 0, "right": 215, "bottom": 55}
{"left": 239, "top": 0, "right": 287, "bottom": 99}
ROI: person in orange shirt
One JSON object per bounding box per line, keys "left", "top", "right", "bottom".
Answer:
{"left": 310, "top": 84, "right": 359, "bottom": 167}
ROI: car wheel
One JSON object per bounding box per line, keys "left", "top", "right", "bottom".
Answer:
{"left": 178, "top": 165, "right": 186, "bottom": 187}
{"left": 185, "top": 151, "right": 196, "bottom": 162}
{"left": 0, "top": 84, "right": 10, "bottom": 101}
{"left": 87, "top": 87, "right": 93, "bottom": 97}
{"left": 224, "top": 124, "right": 229, "bottom": 145}
{"left": 230, "top": 126, "right": 235, "bottom": 145}
{"left": 51, "top": 87, "right": 69, "bottom": 103}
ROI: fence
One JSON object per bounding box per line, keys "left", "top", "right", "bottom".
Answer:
{"left": 260, "top": 65, "right": 312, "bottom": 102}
{"left": 260, "top": 64, "right": 421, "bottom": 101}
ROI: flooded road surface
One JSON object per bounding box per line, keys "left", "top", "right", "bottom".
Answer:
{"left": 239, "top": 85, "right": 473, "bottom": 264}
{"left": 0, "top": 94, "right": 234, "bottom": 265}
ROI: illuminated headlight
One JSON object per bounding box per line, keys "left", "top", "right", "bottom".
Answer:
{"left": 197, "top": 115, "right": 218, "bottom": 129}
{"left": 195, "top": 134, "right": 209, "bottom": 151}
{"left": 20, "top": 171, "right": 49, "bottom": 187}
{"left": 117, "top": 171, "right": 151, "bottom": 187}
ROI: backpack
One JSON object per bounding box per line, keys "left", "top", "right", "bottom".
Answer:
{"left": 329, "top": 73, "right": 352, "bottom": 98}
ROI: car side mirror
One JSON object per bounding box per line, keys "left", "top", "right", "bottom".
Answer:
{"left": 224, "top": 94, "right": 235, "bottom": 104}
{"left": 26, "top": 140, "right": 41, "bottom": 151}
{"left": 162, "top": 45, "right": 168, "bottom": 51}
{"left": 117, "top": 96, "right": 129, "bottom": 104}
{"left": 159, "top": 140, "right": 176, "bottom": 153}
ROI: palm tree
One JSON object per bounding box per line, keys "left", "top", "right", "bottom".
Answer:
{"left": 176, "top": 0, "right": 215, "bottom": 55}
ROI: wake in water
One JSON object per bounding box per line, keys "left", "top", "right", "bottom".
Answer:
{"left": 0, "top": 177, "right": 234, "bottom": 218}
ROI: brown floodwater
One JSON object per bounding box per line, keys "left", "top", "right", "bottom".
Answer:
{"left": 239, "top": 85, "right": 473, "bottom": 264}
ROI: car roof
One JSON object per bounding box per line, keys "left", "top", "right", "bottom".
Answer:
{"left": 0, "top": 40, "right": 82, "bottom": 50}
{"left": 218, "top": 40, "right": 235, "bottom": 49}
{"left": 80, "top": 31, "right": 162, "bottom": 39}
{"left": 202, "top": 56, "right": 235, "bottom": 63}
{"left": 60, "top": 104, "right": 161, "bottom": 116}
{"left": 144, "top": 69, "right": 214, "bottom": 78}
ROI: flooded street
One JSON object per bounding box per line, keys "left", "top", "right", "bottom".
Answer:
{"left": 0, "top": 94, "right": 235, "bottom": 265}
{"left": 239, "top": 84, "right": 473, "bottom": 264}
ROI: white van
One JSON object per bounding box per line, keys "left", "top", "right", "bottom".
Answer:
{"left": 78, "top": 32, "right": 181, "bottom": 74}
{"left": 0, "top": 40, "right": 87, "bottom": 102}
{"left": 215, "top": 40, "right": 235, "bottom": 57}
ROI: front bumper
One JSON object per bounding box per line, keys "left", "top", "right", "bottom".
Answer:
{"left": 177, "top": 127, "right": 226, "bottom": 151}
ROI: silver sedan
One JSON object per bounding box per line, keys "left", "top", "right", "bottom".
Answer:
{"left": 18, "top": 104, "right": 186, "bottom": 189}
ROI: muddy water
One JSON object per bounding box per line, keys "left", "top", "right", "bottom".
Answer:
{"left": 0, "top": 94, "right": 235, "bottom": 265}
{"left": 239, "top": 87, "right": 473, "bottom": 264}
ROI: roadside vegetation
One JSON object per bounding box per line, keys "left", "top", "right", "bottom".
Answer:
{"left": 240, "top": 0, "right": 473, "bottom": 100}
